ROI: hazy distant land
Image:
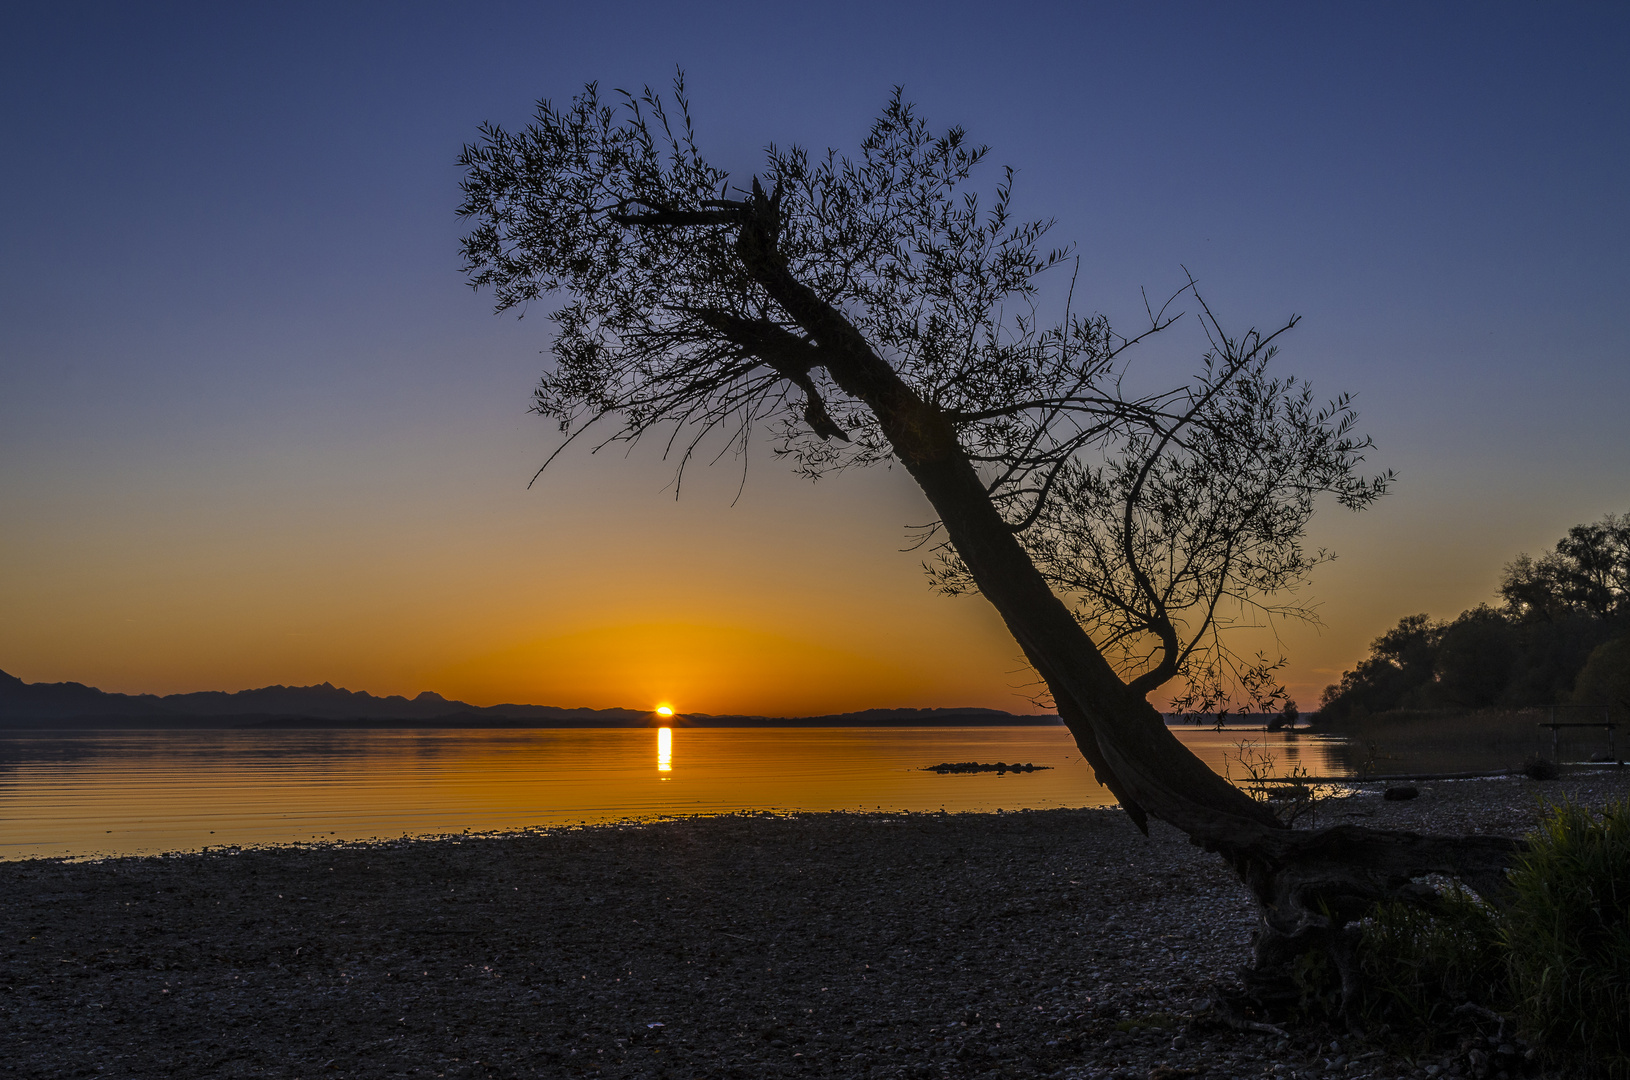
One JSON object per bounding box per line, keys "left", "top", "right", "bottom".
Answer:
{"left": 0, "top": 668, "right": 1059, "bottom": 729}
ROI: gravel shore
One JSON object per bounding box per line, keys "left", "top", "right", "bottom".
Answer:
{"left": 4, "top": 771, "right": 1627, "bottom": 1080}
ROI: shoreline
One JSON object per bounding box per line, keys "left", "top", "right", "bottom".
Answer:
{"left": 6, "top": 773, "right": 1628, "bottom": 1079}
{"left": 1, "top": 727, "right": 1343, "bottom": 863}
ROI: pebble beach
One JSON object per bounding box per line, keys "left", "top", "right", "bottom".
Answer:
{"left": 4, "top": 771, "right": 1626, "bottom": 1080}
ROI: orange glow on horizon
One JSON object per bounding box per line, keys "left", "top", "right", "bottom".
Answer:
{"left": 424, "top": 620, "right": 1022, "bottom": 717}
{"left": 5, "top": 473, "right": 1506, "bottom": 718}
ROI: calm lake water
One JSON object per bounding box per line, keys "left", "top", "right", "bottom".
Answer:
{"left": 0, "top": 726, "right": 1344, "bottom": 860}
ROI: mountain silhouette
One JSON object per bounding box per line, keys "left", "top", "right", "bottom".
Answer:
{"left": 0, "top": 669, "right": 1052, "bottom": 728}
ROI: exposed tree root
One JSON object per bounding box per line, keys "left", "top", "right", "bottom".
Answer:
{"left": 1071, "top": 704, "right": 1526, "bottom": 1023}
{"left": 1220, "top": 825, "right": 1523, "bottom": 1023}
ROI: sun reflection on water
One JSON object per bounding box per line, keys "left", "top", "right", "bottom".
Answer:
{"left": 0, "top": 727, "right": 1358, "bottom": 860}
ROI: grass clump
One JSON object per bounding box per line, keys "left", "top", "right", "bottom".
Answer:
{"left": 1357, "top": 885, "right": 1506, "bottom": 1032}
{"left": 1504, "top": 798, "right": 1630, "bottom": 1072}
{"left": 1318, "top": 797, "right": 1630, "bottom": 1075}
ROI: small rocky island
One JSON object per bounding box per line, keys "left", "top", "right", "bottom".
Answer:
{"left": 923, "top": 761, "right": 1051, "bottom": 774}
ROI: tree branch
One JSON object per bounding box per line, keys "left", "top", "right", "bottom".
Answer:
{"left": 687, "top": 309, "right": 850, "bottom": 442}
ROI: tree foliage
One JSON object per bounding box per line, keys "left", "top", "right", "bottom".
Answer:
{"left": 1502, "top": 513, "right": 1630, "bottom": 624}
{"left": 458, "top": 75, "right": 1387, "bottom": 710}
{"left": 460, "top": 78, "right": 1082, "bottom": 478}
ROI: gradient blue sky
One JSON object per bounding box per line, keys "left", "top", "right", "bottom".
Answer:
{"left": 3, "top": 2, "right": 1627, "bottom": 714}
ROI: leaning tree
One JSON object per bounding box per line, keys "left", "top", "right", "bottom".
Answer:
{"left": 457, "top": 77, "right": 1520, "bottom": 1014}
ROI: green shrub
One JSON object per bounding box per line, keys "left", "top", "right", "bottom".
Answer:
{"left": 1283, "top": 887, "right": 1504, "bottom": 1035}
{"left": 1503, "top": 798, "right": 1630, "bottom": 1074}
{"left": 1331, "top": 797, "right": 1630, "bottom": 1074}
{"left": 1572, "top": 634, "right": 1630, "bottom": 713}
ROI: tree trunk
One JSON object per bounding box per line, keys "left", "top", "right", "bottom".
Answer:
{"left": 732, "top": 198, "right": 1522, "bottom": 1016}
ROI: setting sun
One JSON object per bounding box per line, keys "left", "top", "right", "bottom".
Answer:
{"left": 655, "top": 705, "right": 674, "bottom": 718}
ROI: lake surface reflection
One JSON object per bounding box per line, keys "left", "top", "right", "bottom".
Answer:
{"left": 0, "top": 726, "right": 1344, "bottom": 860}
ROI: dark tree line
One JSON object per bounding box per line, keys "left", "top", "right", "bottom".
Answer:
{"left": 1319, "top": 513, "right": 1630, "bottom": 721}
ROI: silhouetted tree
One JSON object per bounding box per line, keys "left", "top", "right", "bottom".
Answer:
{"left": 1317, "top": 614, "right": 1444, "bottom": 720}
{"left": 458, "top": 77, "right": 1517, "bottom": 1014}
{"left": 1434, "top": 607, "right": 1517, "bottom": 709}
{"left": 1321, "top": 514, "right": 1630, "bottom": 720}
{"left": 1502, "top": 513, "right": 1630, "bottom": 625}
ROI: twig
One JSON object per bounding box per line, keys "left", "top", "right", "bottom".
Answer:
{"left": 1209, "top": 997, "right": 1289, "bottom": 1039}
{"left": 1453, "top": 1001, "right": 1506, "bottom": 1039}
{"left": 1226, "top": 1017, "right": 1290, "bottom": 1039}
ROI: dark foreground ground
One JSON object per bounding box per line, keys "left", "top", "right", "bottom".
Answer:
{"left": 4, "top": 772, "right": 1627, "bottom": 1080}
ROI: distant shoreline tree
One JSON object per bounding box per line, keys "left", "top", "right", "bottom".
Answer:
{"left": 1574, "top": 636, "right": 1630, "bottom": 714}
{"left": 1319, "top": 512, "right": 1630, "bottom": 722}
{"left": 457, "top": 75, "right": 1516, "bottom": 1016}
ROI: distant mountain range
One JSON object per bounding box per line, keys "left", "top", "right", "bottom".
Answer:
{"left": 0, "top": 669, "right": 1057, "bottom": 729}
